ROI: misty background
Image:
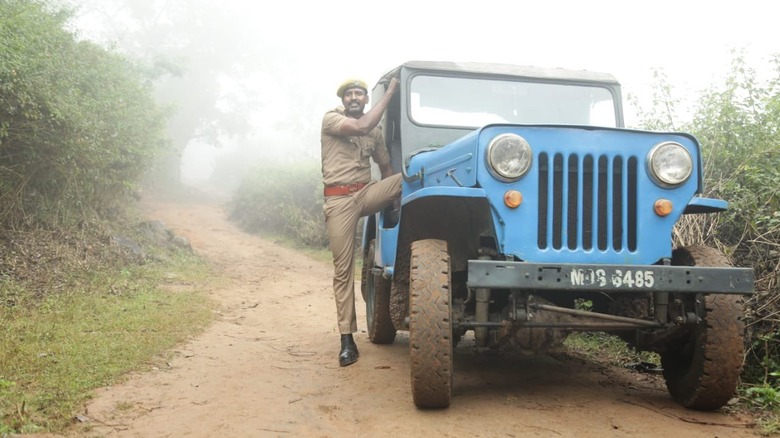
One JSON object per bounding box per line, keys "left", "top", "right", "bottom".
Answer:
{"left": 59, "top": 0, "right": 780, "bottom": 195}
{"left": 4, "top": 3, "right": 780, "bottom": 430}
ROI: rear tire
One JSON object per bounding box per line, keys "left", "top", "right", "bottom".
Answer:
{"left": 661, "top": 245, "right": 745, "bottom": 410}
{"left": 409, "top": 239, "right": 453, "bottom": 408}
{"left": 362, "top": 240, "right": 396, "bottom": 344}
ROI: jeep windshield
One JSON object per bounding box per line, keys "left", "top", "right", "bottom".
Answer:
{"left": 409, "top": 75, "right": 618, "bottom": 128}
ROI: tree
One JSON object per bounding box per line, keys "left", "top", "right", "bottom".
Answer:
{"left": 61, "top": 0, "right": 267, "bottom": 189}
{"left": 0, "top": 0, "right": 167, "bottom": 226}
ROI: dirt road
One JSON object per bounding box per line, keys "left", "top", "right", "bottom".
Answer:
{"left": 74, "top": 198, "right": 758, "bottom": 437}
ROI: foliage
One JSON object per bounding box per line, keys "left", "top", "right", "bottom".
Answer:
{"left": 0, "top": 0, "right": 168, "bottom": 228}
{"left": 686, "top": 52, "right": 780, "bottom": 385}
{"left": 744, "top": 385, "right": 780, "bottom": 410}
{"left": 61, "top": 0, "right": 298, "bottom": 190}
{"left": 564, "top": 332, "right": 660, "bottom": 367}
{"left": 0, "top": 269, "right": 215, "bottom": 434}
{"left": 629, "top": 68, "right": 685, "bottom": 131}
{"left": 0, "top": 1, "right": 224, "bottom": 435}
{"left": 634, "top": 50, "right": 780, "bottom": 402}
{"left": 573, "top": 298, "right": 593, "bottom": 311}
{"left": 0, "top": 223, "right": 216, "bottom": 434}
{"left": 228, "top": 162, "right": 327, "bottom": 248}
{"left": 741, "top": 384, "right": 780, "bottom": 436}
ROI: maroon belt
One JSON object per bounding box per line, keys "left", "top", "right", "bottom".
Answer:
{"left": 324, "top": 182, "right": 367, "bottom": 197}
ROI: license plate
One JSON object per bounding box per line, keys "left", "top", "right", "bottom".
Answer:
{"left": 569, "top": 268, "right": 656, "bottom": 289}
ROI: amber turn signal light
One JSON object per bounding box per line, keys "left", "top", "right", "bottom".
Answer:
{"left": 504, "top": 190, "right": 523, "bottom": 209}
{"left": 654, "top": 199, "right": 673, "bottom": 217}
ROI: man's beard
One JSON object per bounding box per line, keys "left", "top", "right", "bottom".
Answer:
{"left": 345, "top": 103, "right": 364, "bottom": 117}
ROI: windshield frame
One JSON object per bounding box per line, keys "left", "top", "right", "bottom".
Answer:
{"left": 407, "top": 72, "right": 620, "bottom": 129}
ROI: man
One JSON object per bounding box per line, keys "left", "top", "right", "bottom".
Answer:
{"left": 321, "top": 77, "right": 402, "bottom": 367}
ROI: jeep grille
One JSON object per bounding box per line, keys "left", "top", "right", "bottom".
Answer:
{"left": 537, "top": 153, "right": 638, "bottom": 252}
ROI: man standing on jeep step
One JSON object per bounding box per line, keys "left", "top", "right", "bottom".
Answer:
{"left": 320, "top": 77, "right": 401, "bottom": 367}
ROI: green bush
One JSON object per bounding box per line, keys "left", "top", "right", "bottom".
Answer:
{"left": 686, "top": 54, "right": 780, "bottom": 385}
{"left": 0, "top": 246, "right": 215, "bottom": 433}
{"left": 0, "top": 0, "right": 169, "bottom": 227}
{"left": 635, "top": 51, "right": 780, "bottom": 387}
{"left": 229, "top": 163, "right": 327, "bottom": 247}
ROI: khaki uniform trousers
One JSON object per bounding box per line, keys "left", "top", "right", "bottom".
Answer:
{"left": 323, "top": 174, "right": 402, "bottom": 334}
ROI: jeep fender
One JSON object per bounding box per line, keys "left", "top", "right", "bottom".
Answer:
{"left": 391, "top": 189, "right": 496, "bottom": 298}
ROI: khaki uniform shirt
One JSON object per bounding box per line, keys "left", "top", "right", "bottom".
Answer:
{"left": 321, "top": 106, "right": 390, "bottom": 186}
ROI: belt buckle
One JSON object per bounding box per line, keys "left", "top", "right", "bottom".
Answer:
{"left": 348, "top": 183, "right": 360, "bottom": 193}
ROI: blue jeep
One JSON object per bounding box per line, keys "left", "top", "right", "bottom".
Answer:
{"left": 360, "top": 61, "right": 753, "bottom": 410}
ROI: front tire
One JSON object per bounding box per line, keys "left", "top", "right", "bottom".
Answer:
{"left": 661, "top": 245, "right": 745, "bottom": 410}
{"left": 409, "top": 239, "right": 453, "bottom": 408}
{"left": 362, "top": 240, "right": 396, "bottom": 344}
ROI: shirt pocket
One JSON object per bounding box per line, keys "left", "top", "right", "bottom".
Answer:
{"left": 356, "top": 139, "right": 374, "bottom": 169}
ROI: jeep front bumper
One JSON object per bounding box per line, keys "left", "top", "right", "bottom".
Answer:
{"left": 467, "top": 260, "right": 754, "bottom": 294}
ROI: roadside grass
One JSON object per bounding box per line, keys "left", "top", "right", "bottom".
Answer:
{"left": 755, "top": 414, "right": 780, "bottom": 436}
{"left": 0, "top": 251, "right": 217, "bottom": 434}
{"left": 566, "top": 332, "right": 780, "bottom": 435}
{"left": 740, "top": 384, "right": 780, "bottom": 436}
{"left": 563, "top": 331, "right": 660, "bottom": 367}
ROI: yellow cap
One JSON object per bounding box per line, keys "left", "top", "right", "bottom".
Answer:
{"left": 337, "top": 79, "right": 368, "bottom": 98}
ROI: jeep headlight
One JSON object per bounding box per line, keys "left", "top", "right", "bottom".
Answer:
{"left": 486, "top": 134, "right": 533, "bottom": 181}
{"left": 648, "top": 142, "right": 693, "bottom": 187}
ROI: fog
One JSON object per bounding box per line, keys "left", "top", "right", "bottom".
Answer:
{"left": 62, "top": 0, "right": 780, "bottom": 192}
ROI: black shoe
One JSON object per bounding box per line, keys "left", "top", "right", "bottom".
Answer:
{"left": 339, "top": 334, "right": 359, "bottom": 367}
